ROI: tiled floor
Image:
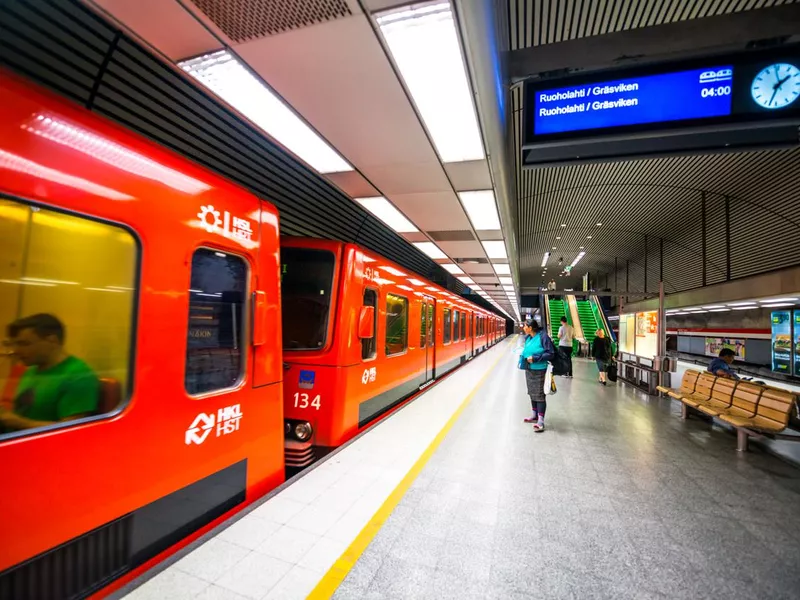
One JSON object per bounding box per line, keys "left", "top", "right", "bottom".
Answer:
{"left": 119, "top": 341, "right": 511, "bottom": 600}
{"left": 334, "top": 347, "right": 800, "bottom": 599}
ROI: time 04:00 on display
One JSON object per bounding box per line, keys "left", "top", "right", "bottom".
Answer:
{"left": 701, "top": 85, "right": 732, "bottom": 98}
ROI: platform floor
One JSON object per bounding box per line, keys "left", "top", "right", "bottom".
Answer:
{"left": 334, "top": 351, "right": 800, "bottom": 599}
{"left": 120, "top": 338, "right": 800, "bottom": 600}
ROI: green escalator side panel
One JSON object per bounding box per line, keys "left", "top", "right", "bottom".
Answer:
{"left": 589, "top": 297, "right": 617, "bottom": 355}
{"left": 548, "top": 298, "right": 566, "bottom": 341}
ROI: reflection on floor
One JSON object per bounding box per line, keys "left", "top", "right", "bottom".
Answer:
{"left": 335, "top": 355, "right": 800, "bottom": 600}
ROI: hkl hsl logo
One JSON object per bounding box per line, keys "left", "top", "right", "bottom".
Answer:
{"left": 185, "top": 404, "right": 243, "bottom": 445}
{"left": 197, "top": 205, "right": 253, "bottom": 241}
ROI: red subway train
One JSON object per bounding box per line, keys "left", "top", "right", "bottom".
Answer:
{"left": 280, "top": 237, "right": 505, "bottom": 468}
{"left": 0, "top": 68, "right": 505, "bottom": 598}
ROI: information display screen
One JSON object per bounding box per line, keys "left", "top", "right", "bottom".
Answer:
{"left": 534, "top": 67, "right": 733, "bottom": 136}
{"left": 771, "top": 310, "right": 792, "bottom": 374}
{"left": 523, "top": 47, "right": 800, "bottom": 146}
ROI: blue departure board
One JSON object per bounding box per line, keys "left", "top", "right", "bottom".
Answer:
{"left": 533, "top": 66, "right": 734, "bottom": 135}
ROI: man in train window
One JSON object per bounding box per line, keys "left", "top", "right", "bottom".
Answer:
{"left": 0, "top": 313, "right": 99, "bottom": 432}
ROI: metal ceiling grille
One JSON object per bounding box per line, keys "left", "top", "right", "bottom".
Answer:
{"left": 0, "top": 0, "right": 512, "bottom": 313}
{"left": 508, "top": 0, "right": 799, "bottom": 50}
{"left": 515, "top": 144, "right": 800, "bottom": 294}
{"left": 190, "top": 0, "right": 352, "bottom": 43}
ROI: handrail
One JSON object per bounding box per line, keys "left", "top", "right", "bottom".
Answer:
{"left": 566, "top": 295, "right": 584, "bottom": 340}
{"left": 591, "top": 294, "right": 616, "bottom": 343}
{"left": 543, "top": 294, "right": 551, "bottom": 333}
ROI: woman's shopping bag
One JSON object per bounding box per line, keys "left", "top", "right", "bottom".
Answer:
{"left": 543, "top": 364, "right": 557, "bottom": 395}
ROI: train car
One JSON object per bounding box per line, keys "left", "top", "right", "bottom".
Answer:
{"left": 280, "top": 237, "right": 506, "bottom": 467}
{"left": 0, "top": 69, "right": 285, "bottom": 599}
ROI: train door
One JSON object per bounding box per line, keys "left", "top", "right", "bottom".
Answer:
{"left": 470, "top": 313, "right": 475, "bottom": 357}
{"left": 422, "top": 297, "right": 436, "bottom": 382}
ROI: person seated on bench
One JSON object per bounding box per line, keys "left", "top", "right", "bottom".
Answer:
{"left": 0, "top": 313, "right": 99, "bottom": 432}
{"left": 707, "top": 348, "right": 739, "bottom": 380}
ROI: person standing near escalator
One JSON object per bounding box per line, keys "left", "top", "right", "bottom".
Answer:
{"left": 521, "top": 319, "right": 554, "bottom": 432}
{"left": 557, "top": 316, "right": 574, "bottom": 378}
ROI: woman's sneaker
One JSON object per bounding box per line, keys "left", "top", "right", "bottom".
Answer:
{"left": 524, "top": 414, "right": 538, "bottom": 423}
{"left": 533, "top": 423, "right": 545, "bottom": 432}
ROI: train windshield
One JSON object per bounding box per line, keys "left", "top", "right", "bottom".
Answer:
{"left": 281, "top": 248, "right": 336, "bottom": 350}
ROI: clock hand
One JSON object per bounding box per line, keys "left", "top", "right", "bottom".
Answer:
{"left": 768, "top": 87, "right": 778, "bottom": 107}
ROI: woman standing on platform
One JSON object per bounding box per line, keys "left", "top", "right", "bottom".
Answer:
{"left": 521, "top": 319, "right": 554, "bottom": 432}
{"left": 592, "top": 328, "right": 612, "bottom": 385}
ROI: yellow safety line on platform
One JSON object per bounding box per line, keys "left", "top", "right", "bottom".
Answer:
{"left": 307, "top": 339, "right": 513, "bottom": 599}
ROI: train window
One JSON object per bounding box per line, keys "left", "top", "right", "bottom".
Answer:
{"left": 0, "top": 198, "right": 136, "bottom": 441}
{"left": 460, "top": 311, "right": 467, "bottom": 340}
{"left": 453, "top": 311, "right": 460, "bottom": 342}
{"left": 443, "top": 309, "right": 451, "bottom": 344}
{"left": 281, "top": 247, "right": 335, "bottom": 351}
{"left": 185, "top": 249, "right": 248, "bottom": 395}
{"left": 362, "top": 289, "right": 377, "bottom": 360}
{"left": 385, "top": 294, "right": 408, "bottom": 356}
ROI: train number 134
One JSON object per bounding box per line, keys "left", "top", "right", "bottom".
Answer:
{"left": 293, "top": 393, "right": 321, "bottom": 410}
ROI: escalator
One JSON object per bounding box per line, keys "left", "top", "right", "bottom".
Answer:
{"left": 548, "top": 297, "right": 566, "bottom": 340}
{"left": 576, "top": 300, "right": 599, "bottom": 346}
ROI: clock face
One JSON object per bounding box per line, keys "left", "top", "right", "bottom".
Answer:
{"left": 751, "top": 63, "right": 800, "bottom": 109}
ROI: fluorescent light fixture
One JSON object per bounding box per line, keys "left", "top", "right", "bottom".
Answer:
{"left": 556, "top": 236, "right": 561, "bottom": 240}
{"left": 356, "top": 197, "right": 418, "bottom": 233}
{"left": 763, "top": 302, "right": 796, "bottom": 308}
{"left": 377, "top": 3, "right": 484, "bottom": 163}
{"left": 709, "top": 308, "right": 730, "bottom": 312}
{"left": 561, "top": 223, "right": 566, "bottom": 227}
{"left": 0, "top": 149, "right": 133, "bottom": 201}
{"left": 179, "top": 50, "right": 351, "bottom": 174}
{"left": 499, "top": 277, "right": 512, "bottom": 285}
{"left": 503, "top": 285, "right": 514, "bottom": 292}
{"left": 540, "top": 252, "right": 550, "bottom": 267}
{"left": 413, "top": 242, "right": 447, "bottom": 260}
{"left": 702, "top": 305, "right": 725, "bottom": 309}
{"left": 733, "top": 306, "right": 755, "bottom": 311}
{"left": 397, "top": 285, "right": 414, "bottom": 291}
{"left": 673, "top": 312, "right": 689, "bottom": 315}
{"left": 381, "top": 266, "right": 407, "bottom": 277}
{"left": 596, "top": 222, "right": 602, "bottom": 227}
{"left": 552, "top": 247, "right": 557, "bottom": 250}
{"left": 482, "top": 241, "right": 507, "bottom": 259}
{"left": 587, "top": 235, "right": 593, "bottom": 239}
{"left": 728, "top": 302, "right": 757, "bottom": 307}
{"left": 570, "top": 251, "right": 586, "bottom": 268}
{"left": 22, "top": 277, "right": 78, "bottom": 285}
{"left": 493, "top": 263, "right": 510, "bottom": 275}
{"left": 458, "top": 190, "right": 501, "bottom": 230}
{"left": 0, "top": 278, "right": 56, "bottom": 287}
{"left": 760, "top": 298, "right": 798, "bottom": 303}
{"left": 457, "top": 276, "right": 475, "bottom": 285}
{"left": 408, "top": 278, "right": 425, "bottom": 286}
{"left": 441, "top": 263, "right": 463, "bottom": 275}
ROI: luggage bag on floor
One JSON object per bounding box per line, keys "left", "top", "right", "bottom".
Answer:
{"left": 551, "top": 348, "right": 570, "bottom": 376}
{"left": 607, "top": 361, "right": 618, "bottom": 383}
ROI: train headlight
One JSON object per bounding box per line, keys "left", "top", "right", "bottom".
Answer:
{"left": 284, "top": 422, "right": 291, "bottom": 436}
{"left": 294, "top": 422, "right": 313, "bottom": 441}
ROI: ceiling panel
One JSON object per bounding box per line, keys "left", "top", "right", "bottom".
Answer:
{"left": 325, "top": 170, "right": 380, "bottom": 198}
{"left": 235, "top": 16, "right": 443, "bottom": 172}
{"left": 444, "top": 160, "right": 493, "bottom": 191}
{"left": 438, "top": 240, "right": 489, "bottom": 258}
{"left": 461, "top": 263, "right": 501, "bottom": 275}
{"left": 94, "top": 0, "right": 219, "bottom": 60}
{"left": 390, "top": 192, "right": 472, "bottom": 231}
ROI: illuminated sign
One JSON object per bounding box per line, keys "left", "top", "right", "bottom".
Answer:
{"left": 533, "top": 66, "right": 733, "bottom": 136}
{"left": 771, "top": 310, "right": 792, "bottom": 374}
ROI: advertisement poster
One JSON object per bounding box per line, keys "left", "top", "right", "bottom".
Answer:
{"left": 636, "top": 312, "right": 658, "bottom": 336}
{"left": 771, "top": 310, "right": 792, "bottom": 374}
{"left": 795, "top": 311, "right": 800, "bottom": 376}
{"left": 704, "top": 337, "right": 745, "bottom": 361}
{"left": 635, "top": 311, "right": 658, "bottom": 359}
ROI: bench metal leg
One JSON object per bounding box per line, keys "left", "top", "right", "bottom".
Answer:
{"left": 736, "top": 429, "right": 749, "bottom": 452}
{"left": 680, "top": 403, "right": 688, "bottom": 420}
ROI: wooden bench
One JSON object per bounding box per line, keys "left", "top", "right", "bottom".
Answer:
{"left": 657, "top": 369, "right": 700, "bottom": 400}
{"left": 719, "top": 388, "right": 797, "bottom": 452}
{"left": 664, "top": 370, "right": 798, "bottom": 452}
